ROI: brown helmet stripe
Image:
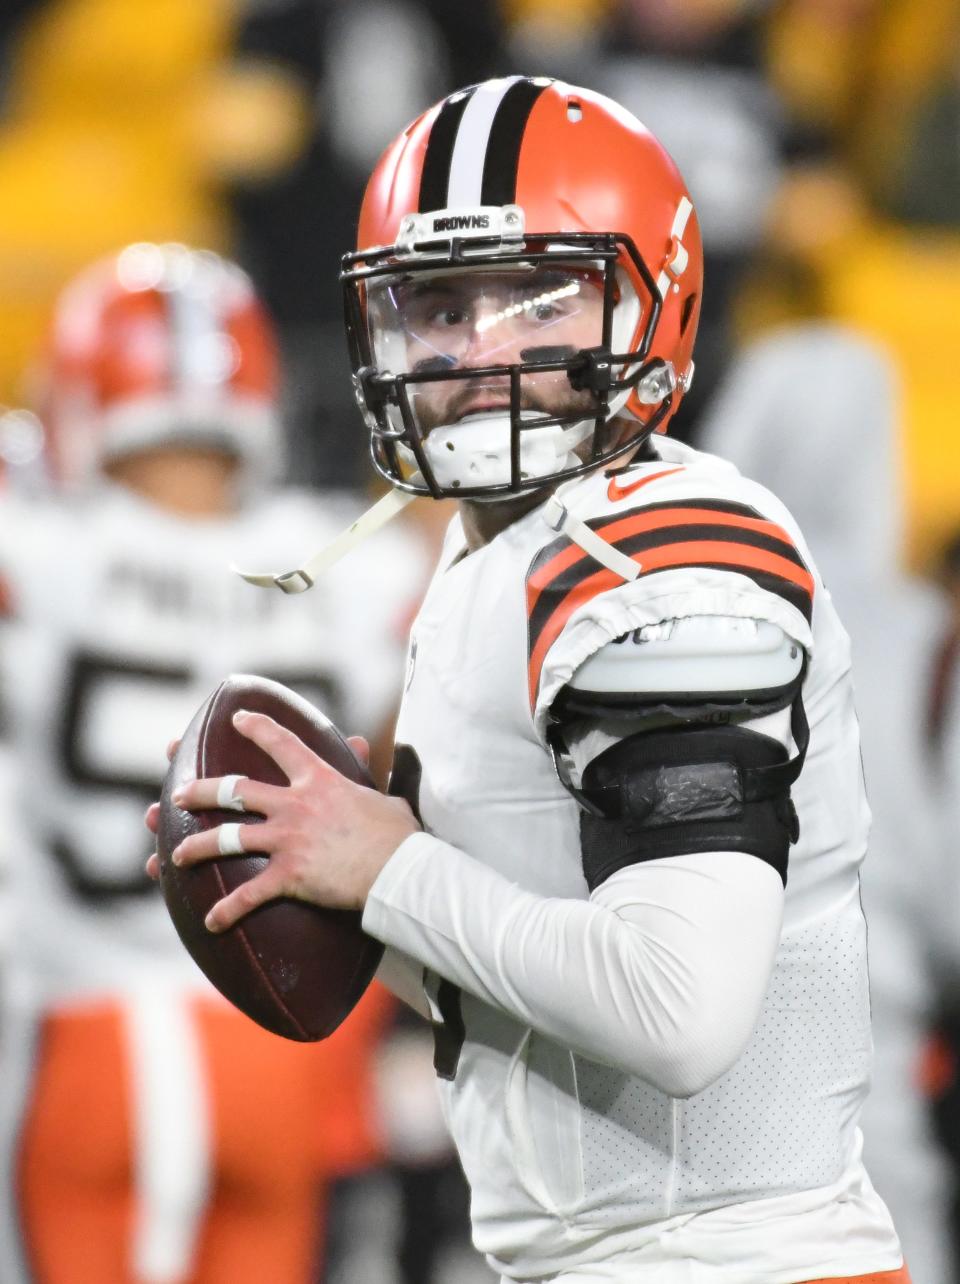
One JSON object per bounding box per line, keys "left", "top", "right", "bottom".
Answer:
{"left": 480, "top": 77, "right": 550, "bottom": 206}
{"left": 418, "top": 87, "right": 476, "bottom": 213}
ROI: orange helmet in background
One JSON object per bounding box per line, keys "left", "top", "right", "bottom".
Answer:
{"left": 35, "top": 243, "right": 283, "bottom": 490}
{"left": 342, "top": 75, "right": 703, "bottom": 499}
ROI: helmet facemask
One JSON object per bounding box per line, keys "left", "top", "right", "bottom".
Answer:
{"left": 342, "top": 228, "right": 677, "bottom": 499}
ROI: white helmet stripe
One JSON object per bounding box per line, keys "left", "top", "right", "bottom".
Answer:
{"left": 168, "top": 267, "right": 227, "bottom": 389}
{"left": 656, "top": 196, "right": 695, "bottom": 301}
{"left": 672, "top": 195, "right": 693, "bottom": 239}
{"left": 446, "top": 76, "right": 523, "bottom": 207}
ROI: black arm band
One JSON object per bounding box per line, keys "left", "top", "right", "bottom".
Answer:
{"left": 548, "top": 688, "right": 809, "bottom": 892}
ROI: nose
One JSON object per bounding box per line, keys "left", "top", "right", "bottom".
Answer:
{"left": 463, "top": 303, "right": 526, "bottom": 365}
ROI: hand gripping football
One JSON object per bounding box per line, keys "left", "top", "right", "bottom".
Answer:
{"left": 157, "top": 673, "right": 384, "bottom": 1040}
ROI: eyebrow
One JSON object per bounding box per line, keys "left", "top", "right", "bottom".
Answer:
{"left": 400, "top": 281, "right": 462, "bottom": 303}
{"left": 401, "top": 269, "right": 582, "bottom": 296}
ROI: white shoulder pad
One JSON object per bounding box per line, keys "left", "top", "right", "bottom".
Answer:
{"left": 569, "top": 616, "right": 803, "bottom": 698}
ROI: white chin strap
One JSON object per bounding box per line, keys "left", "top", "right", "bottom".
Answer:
{"left": 402, "top": 412, "right": 594, "bottom": 491}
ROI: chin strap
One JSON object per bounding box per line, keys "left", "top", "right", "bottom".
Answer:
{"left": 231, "top": 488, "right": 416, "bottom": 593}
{"left": 542, "top": 490, "right": 641, "bottom": 582}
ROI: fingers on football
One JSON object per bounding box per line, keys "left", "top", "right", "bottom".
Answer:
{"left": 166, "top": 737, "right": 181, "bottom": 763}
{"left": 232, "top": 709, "right": 326, "bottom": 783}
{"left": 171, "top": 821, "right": 267, "bottom": 868}
{"left": 172, "top": 775, "right": 281, "bottom": 815}
{"left": 347, "top": 735, "right": 370, "bottom": 766}
{"left": 204, "top": 868, "right": 285, "bottom": 934}
{"left": 144, "top": 801, "right": 161, "bottom": 835}
{"left": 145, "top": 852, "right": 160, "bottom": 881}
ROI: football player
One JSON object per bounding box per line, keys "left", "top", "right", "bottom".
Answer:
{"left": 0, "top": 243, "right": 420, "bottom": 1284}
{"left": 157, "top": 80, "right": 909, "bottom": 1283}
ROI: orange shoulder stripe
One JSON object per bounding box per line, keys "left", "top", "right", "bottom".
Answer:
{"left": 527, "top": 539, "right": 814, "bottom": 709}
{"left": 527, "top": 505, "right": 805, "bottom": 620}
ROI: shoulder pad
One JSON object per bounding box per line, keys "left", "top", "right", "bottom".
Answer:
{"left": 558, "top": 616, "right": 803, "bottom": 720}
{"left": 526, "top": 491, "right": 815, "bottom": 715}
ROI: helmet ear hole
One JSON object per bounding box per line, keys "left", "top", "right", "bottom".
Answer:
{"left": 680, "top": 292, "right": 697, "bottom": 336}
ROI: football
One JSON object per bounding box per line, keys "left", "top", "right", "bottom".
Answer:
{"left": 156, "top": 673, "right": 384, "bottom": 1041}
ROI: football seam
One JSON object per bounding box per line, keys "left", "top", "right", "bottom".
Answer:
{"left": 205, "top": 684, "right": 312, "bottom": 1041}
{"left": 210, "top": 860, "right": 312, "bottom": 1041}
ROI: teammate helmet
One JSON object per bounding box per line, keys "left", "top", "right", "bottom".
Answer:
{"left": 35, "top": 242, "right": 283, "bottom": 489}
{"left": 342, "top": 76, "right": 703, "bottom": 500}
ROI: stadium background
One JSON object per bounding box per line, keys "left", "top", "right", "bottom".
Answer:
{"left": 3, "top": 1, "right": 960, "bottom": 1281}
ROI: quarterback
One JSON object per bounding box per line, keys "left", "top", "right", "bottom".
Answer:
{"left": 158, "top": 79, "right": 909, "bottom": 1282}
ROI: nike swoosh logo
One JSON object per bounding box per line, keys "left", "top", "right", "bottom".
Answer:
{"left": 607, "top": 466, "right": 685, "bottom": 502}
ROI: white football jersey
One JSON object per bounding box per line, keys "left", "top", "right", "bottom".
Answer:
{"left": 0, "top": 480, "right": 421, "bottom": 1007}
{"left": 388, "top": 437, "right": 900, "bottom": 1281}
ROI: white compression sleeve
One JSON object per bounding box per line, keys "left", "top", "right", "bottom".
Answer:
{"left": 363, "top": 839, "right": 784, "bottom": 1098}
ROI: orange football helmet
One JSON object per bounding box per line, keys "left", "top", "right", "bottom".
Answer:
{"left": 342, "top": 76, "right": 703, "bottom": 499}
{"left": 36, "top": 243, "right": 283, "bottom": 490}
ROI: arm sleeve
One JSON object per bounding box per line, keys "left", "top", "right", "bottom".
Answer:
{"left": 363, "top": 838, "right": 783, "bottom": 1098}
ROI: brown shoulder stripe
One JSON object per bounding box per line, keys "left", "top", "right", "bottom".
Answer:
{"left": 525, "top": 499, "right": 813, "bottom": 708}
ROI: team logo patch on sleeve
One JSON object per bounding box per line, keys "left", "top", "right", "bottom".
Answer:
{"left": 525, "top": 498, "right": 814, "bottom": 708}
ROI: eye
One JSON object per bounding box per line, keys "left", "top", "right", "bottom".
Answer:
{"left": 428, "top": 305, "right": 470, "bottom": 328}
{"left": 525, "top": 279, "right": 582, "bottom": 323}
{"left": 532, "top": 300, "right": 559, "bottom": 322}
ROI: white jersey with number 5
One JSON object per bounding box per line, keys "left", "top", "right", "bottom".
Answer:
{"left": 0, "top": 481, "right": 419, "bottom": 1005}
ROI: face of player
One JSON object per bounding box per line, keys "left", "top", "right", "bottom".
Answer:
{"left": 366, "top": 262, "right": 608, "bottom": 433}
{"left": 104, "top": 445, "right": 241, "bottom": 517}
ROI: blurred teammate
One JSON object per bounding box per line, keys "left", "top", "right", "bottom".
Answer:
{"left": 0, "top": 409, "right": 46, "bottom": 984}
{"left": 157, "top": 80, "right": 908, "bottom": 1282}
{"left": 0, "top": 243, "right": 419, "bottom": 1284}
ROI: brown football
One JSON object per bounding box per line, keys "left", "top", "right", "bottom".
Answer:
{"left": 157, "top": 673, "right": 384, "bottom": 1041}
